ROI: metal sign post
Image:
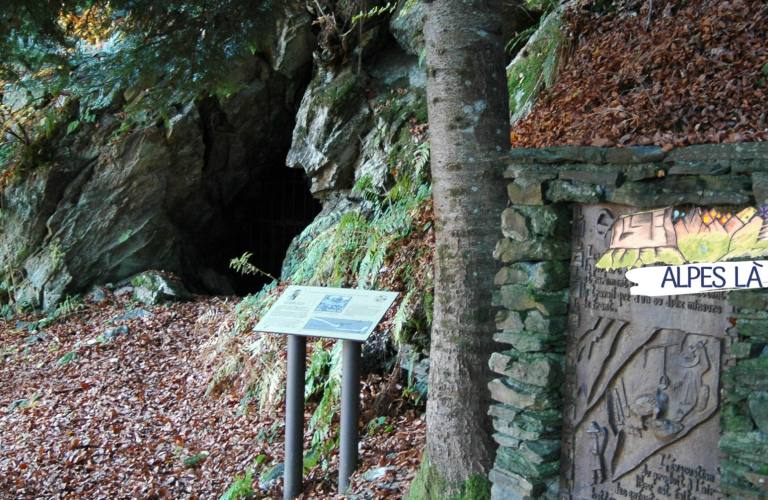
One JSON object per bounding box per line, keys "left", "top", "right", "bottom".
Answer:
{"left": 284, "top": 335, "right": 306, "bottom": 499}
{"left": 254, "top": 286, "right": 399, "bottom": 499}
{"left": 339, "top": 339, "right": 362, "bottom": 494}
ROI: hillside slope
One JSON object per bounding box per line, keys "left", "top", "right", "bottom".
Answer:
{"left": 511, "top": 0, "right": 767, "bottom": 148}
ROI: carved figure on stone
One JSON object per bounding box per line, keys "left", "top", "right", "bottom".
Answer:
{"left": 595, "top": 209, "right": 615, "bottom": 251}
{"left": 673, "top": 338, "right": 710, "bottom": 421}
{"left": 586, "top": 421, "right": 606, "bottom": 485}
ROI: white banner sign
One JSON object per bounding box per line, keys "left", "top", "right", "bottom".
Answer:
{"left": 626, "top": 261, "right": 768, "bottom": 296}
{"left": 255, "top": 285, "right": 399, "bottom": 341}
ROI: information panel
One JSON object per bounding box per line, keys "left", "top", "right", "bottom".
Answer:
{"left": 255, "top": 286, "right": 399, "bottom": 341}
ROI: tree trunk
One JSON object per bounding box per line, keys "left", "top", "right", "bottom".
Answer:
{"left": 422, "top": 0, "right": 511, "bottom": 491}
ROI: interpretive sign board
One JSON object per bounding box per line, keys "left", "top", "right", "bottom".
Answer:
{"left": 560, "top": 204, "right": 736, "bottom": 500}
{"left": 255, "top": 285, "right": 399, "bottom": 499}
{"left": 255, "top": 286, "right": 399, "bottom": 341}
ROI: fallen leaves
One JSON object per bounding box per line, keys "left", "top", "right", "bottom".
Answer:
{"left": 0, "top": 293, "right": 426, "bottom": 499}
{"left": 511, "top": 0, "right": 768, "bottom": 148}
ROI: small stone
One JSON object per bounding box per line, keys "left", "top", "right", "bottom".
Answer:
{"left": 731, "top": 342, "right": 765, "bottom": 359}
{"left": 493, "top": 432, "right": 522, "bottom": 448}
{"left": 508, "top": 179, "right": 545, "bottom": 205}
{"left": 494, "top": 331, "right": 565, "bottom": 353}
{"left": 495, "top": 267, "right": 530, "bottom": 286}
{"left": 743, "top": 471, "right": 768, "bottom": 492}
{"left": 493, "top": 285, "right": 537, "bottom": 311}
{"left": 524, "top": 311, "right": 567, "bottom": 334}
{"left": 89, "top": 287, "right": 107, "bottom": 303}
{"left": 111, "top": 308, "right": 155, "bottom": 322}
{"left": 668, "top": 162, "right": 730, "bottom": 175}
{"left": 730, "top": 289, "right": 768, "bottom": 311}
{"left": 531, "top": 261, "right": 570, "bottom": 291}
{"left": 25, "top": 333, "right": 46, "bottom": 344}
{"left": 547, "top": 180, "right": 602, "bottom": 203}
{"left": 736, "top": 318, "right": 768, "bottom": 339}
{"left": 624, "top": 164, "right": 661, "bottom": 181}
{"left": 748, "top": 393, "right": 768, "bottom": 435}
{"left": 489, "top": 467, "right": 544, "bottom": 497}
{"left": 493, "top": 238, "right": 570, "bottom": 263}
{"left": 516, "top": 205, "right": 571, "bottom": 238}
{"left": 496, "top": 310, "right": 525, "bottom": 331}
{"left": 720, "top": 403, "right": 756, "bottom": 432}
{"left": 132, "top": 272, "right": 192, "bottom": 306}
{"left": 720, "top": 431, "right": 768, "bottom": 462}
{"left": 665, "top": 143, "right": 768, "bottom": 162}
{"left": 753, "top": 172, "right": 768, "bottom": 207}
{"left": 559, "top": 169, "right": 619, "bottom": 187}
{"left": 502, "top": 208, "right": 530, "bottom": 241}
{"left": 104, "top": 325, "right": 130, "bottom": 340}
{"left": 114, "top": 286, "right": 134, "bottom": 297}
{"left": 508, "top": 354, "right": 563, "bottom": 388}
{"left": 494, "top": 446, "right": 560, "bottom": 479}
{"left": 493, "top": 418, "right": 558, "bottom": 441}
{"left": 530, "top": 291, "right": 569, "bottom": 316}
{"left": 605, "top": 146, "right": 664, "bottom": 164}
{"left": 489, "top": 404, "right": 521, "bottom": 422}
{"left": 490, "top": 482, "right": 533, "bottom": 500}
{"left": 362, "top": 466, "right": 396, "bottom": 482}
{"left": 520, "top": 439, "right": 561, "bottom": 464}
{"left": 490, "top": 351, "right": 519, "bottom": 377}
{"left": 259, "top": 462, "right": 285, "bottom": 490}
{"left": 488, "top": 378, "right": 561, "bottom": 410}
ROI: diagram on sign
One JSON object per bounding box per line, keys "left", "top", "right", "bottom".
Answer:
{"left": 315, "top": 295, "right": 352, "bottom": 313}
{"left": 303, "top": 317, "right": 373, "bottom": 334}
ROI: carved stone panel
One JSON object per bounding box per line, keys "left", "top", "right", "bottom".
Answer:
{"left": 561, "top": 204, "right": 736, "bottom": 500}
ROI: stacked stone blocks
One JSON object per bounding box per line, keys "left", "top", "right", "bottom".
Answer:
{"left": 488, "top": 142, "right": 768, "bottom": 500}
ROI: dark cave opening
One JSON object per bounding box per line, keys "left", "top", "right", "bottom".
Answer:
{"left": 222, "top": 166, "right": 322, "bottom": 295}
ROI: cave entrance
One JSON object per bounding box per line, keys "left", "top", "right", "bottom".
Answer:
{"left": 225, "top": 166, "right": 322, "bottom": 295}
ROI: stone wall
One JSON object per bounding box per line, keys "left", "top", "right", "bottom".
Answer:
{"left": 488, "top": 143, "right": 768, "bottom": 500}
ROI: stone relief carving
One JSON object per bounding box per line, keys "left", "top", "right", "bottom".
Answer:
{"left": 561, "top": 204, "right": 730, "bottom": 500}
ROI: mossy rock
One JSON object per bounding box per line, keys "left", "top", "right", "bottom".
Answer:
{"left": 507, "top": 5, "right": 568, "bottom": 125}
{"left": 131, "top": 272, "right": 192, "bottom": 305}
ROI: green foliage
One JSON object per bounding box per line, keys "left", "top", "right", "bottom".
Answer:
{"left": 230, "top": 252, "right": 278, "bottom": 282}
{"left": 307, "top": 341, "right": 343, "bottom": 445}
{"left": 220, "top": 468, "right": 254, "bottom": 500}
{"left": 56, "top": 294, "right": 83, "bottom": 318}
{"left": 1, "top": 0, "right": 277, "bottom": 175}
{"left": 183, "top": 452, "right": 209, "bottom": 468}
{"left": 57, "top": 350, "right": 77, "bottom": 366}
{"left": 351, "top": 2, "right": 397, "bottom": 23}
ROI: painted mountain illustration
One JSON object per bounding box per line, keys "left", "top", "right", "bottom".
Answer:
{"left": 596, "top": 205, "right": 768, "bottom": 269}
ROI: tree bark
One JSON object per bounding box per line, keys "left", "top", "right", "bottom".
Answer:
{"left": 422, "top": 0, "right": 511, "bottom": 489}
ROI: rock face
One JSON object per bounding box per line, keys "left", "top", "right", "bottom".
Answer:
{"left": 0, "top": 4, "right": 430, "bottom": 310}
{"left": 2, "top": 32, "right": 314, "bottom": 309}
{"left": 286, "top": 50, "right": 426, "bottom": 198}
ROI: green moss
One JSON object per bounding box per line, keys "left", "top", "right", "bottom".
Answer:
{"left": 507, "top": 11, "right": 565, "bottom": 120}
{"left": 408, "top": 456, "right": 491, "bottom": 500}
{"left": 131, "top": 273, "right": 160, "bottom": 292}
{"left": 316, "top": 73, "right": 360, "bottom": 107}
